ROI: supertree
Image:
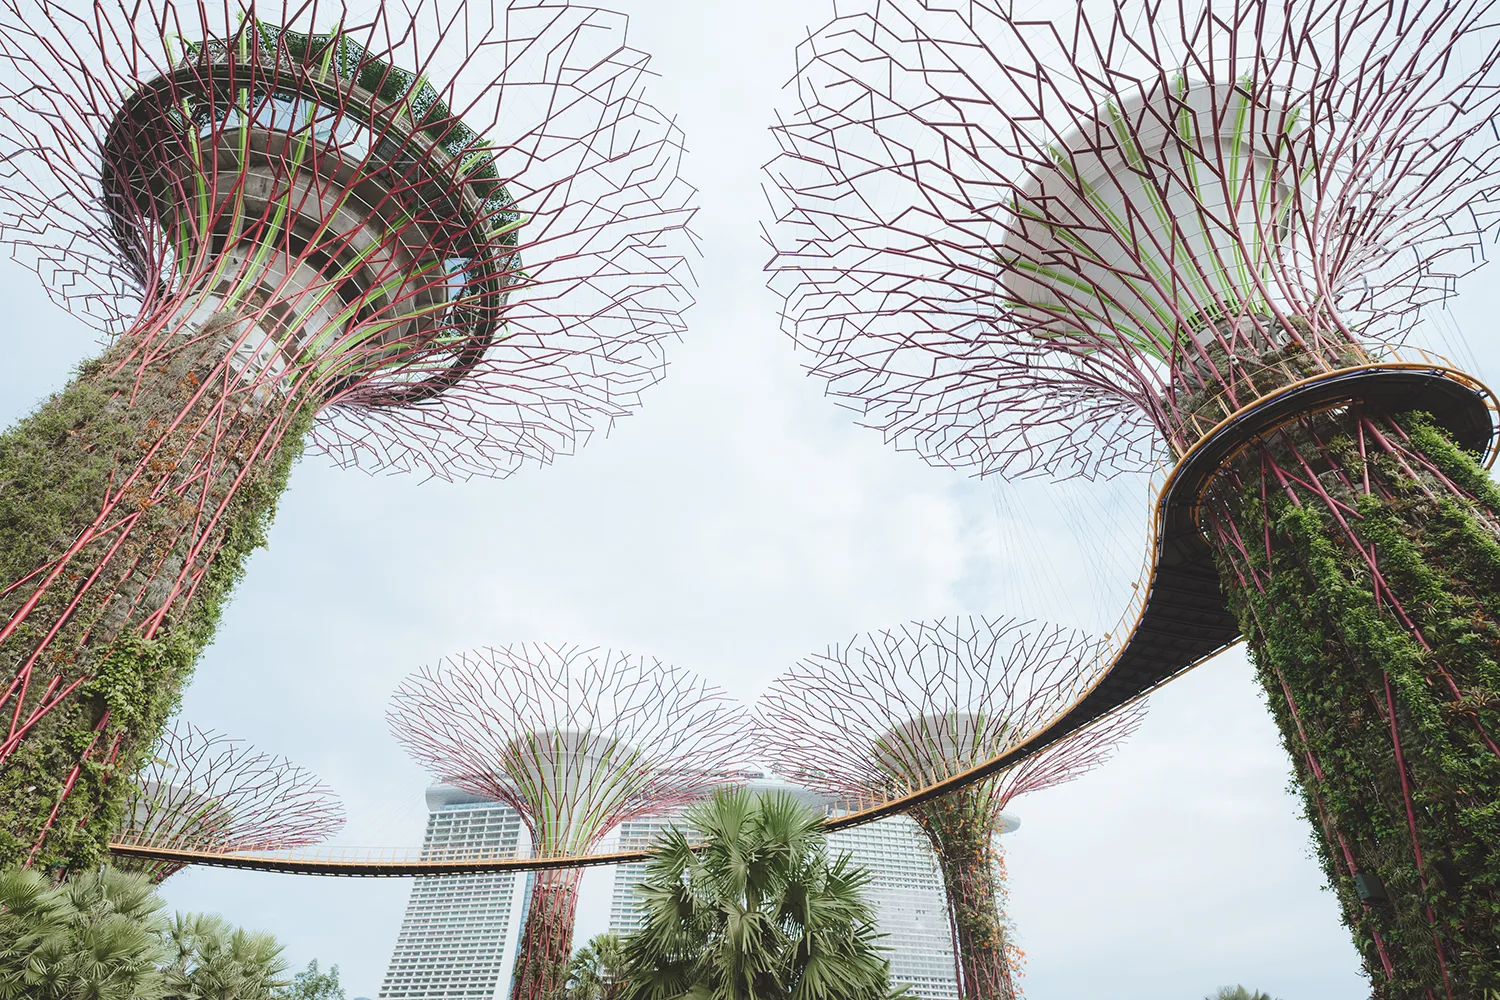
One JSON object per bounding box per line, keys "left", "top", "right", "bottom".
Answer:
{"left": 764, "top": 0, "right": 1500, "bottom": 992}
{"left": 0, "top": 0, "right": 694, "bottom": 869}
{"left": 110, "top": 720, "right": 344, "bottom": 882}
{"left": 387, "top": 643, "right": 752, "bottom": 1000}
{"left": 754, "top": 617, "right": 1143, "bottom": 1000}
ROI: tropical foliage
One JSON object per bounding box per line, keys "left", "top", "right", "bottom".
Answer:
{"left": 617, "top": 787, "right": 901, "bottom": 1000}
{"left": 161, "top": 912, "right": 288, "bottom": 998}
{"left": 0, "top": 865, "right": 166, "bottom": 1000}
{"left": 565, "top": 933, "right": 627, "bottom": 999}
{"left": 1206, "top": 988, "right": 1279, "bottom": 1000}
{"left": 0, "top": 864, "right": 331, "bottom": 999}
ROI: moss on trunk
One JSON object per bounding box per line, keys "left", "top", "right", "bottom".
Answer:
{"left": 511, "top": 868, "right": 582, "bottom": 1000}
{"left": 1205, "top": 411, "right": 1500, "bottom": 998}
{"left": 911, "top": 787, "right": 1017, "bottom": 1000}
{"left": 0, "top": 332, "right": 310, "bottom": 870}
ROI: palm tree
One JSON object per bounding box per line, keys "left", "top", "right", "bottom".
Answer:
{"left": 0, "top": 866, "right": 168, "bottom": 1000}
{"left": 161, "top": 912, "right": 289, "bottom": 999}
{"left": 619, "top": 787, "right": 901, "bottom": 1000}
{"left": 1208, "top": 987, "right": 1279, "bottom": 1000}
{"left": 566, "top": 933, "right": 627, "bottom": 999}
{"left": 0, "top": 865, "right": 295, "bottom": 1000}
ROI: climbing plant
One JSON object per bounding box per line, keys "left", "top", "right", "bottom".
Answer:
{"left": 0, "top": 339, "right": 312, "bottom": 870}
{"left": 910, "top": 787, "right": 1022, "bottom": 1000}
{"left": 1207, "top": 411, "right": 1500, "bottom": 999}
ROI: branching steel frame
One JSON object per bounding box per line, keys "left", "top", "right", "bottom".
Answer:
{"left": 761, "top": 0, "right": 1500, "bottom": 988}
{"left": 0, "top": 0, "right": 694, "bottom": 865}
{"left": 755, "top": 616, "right": 1146, "bottom": 1000}
{"left": 113, "top": 720, "right": 344, "bottom": 881}
{"left": 386, "top": 643, "right": 752, "bottom": 1000}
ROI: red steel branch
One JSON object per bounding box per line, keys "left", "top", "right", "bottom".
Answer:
{"left": 755, "top": 616, "right": 1143, "bottom": 1000}
{"left": 0, "top": 0, "right": 694, "bottom": 802}
{"left": 764, "top": 1, "right": 1500, "bottom": 990}
{"left": 388, "top": 643, "right": 752, "bottom": 1000}
{"left": 114, "top": 720, "right": 345, "bottom": 881}
{"left": 388, "top": 644, "right": 752, "bottom": 856}
{"left": 754, "top": 616, "right": 1144, "bottom": 815}
{"left": 764, "top": 0, "right": 1500, "bottom": 480}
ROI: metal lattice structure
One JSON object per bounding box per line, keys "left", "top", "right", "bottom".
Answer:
{"left": 766, "top": 1, "right": 1500, "bottom": 994}
{"left": 388, "top": 644, "right": 752, "bottom": 1000}
{"left": 755, "top": 617, "right": 1143, "bottom": 999}
{"left": 0, "top": 0, "right": 693, "bottom": 868}
{"left": 112, "top": 721, "right": 344, "bottom": 882}
{"left": 766, "top": 0, "right": 1498, "bottom": 479}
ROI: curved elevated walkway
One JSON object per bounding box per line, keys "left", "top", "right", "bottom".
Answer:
{"left": 109, "top": 363, "right": 1499, "bottom": 874}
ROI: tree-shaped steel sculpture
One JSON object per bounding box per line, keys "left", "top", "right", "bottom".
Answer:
{"left": 388, "top": 644, "right": 751, "bottom": 1000}
{"left": 767, "top": 1, "right": 1500, "bottom": 991}
{"left": 112, "top": 721, "right": 344, "bottom": 882}
{"left": 755, "top": 617, "right": 1143, "bottom": 1000}
{"left": 0, "top": 0, "right": 694, "bottom": 870}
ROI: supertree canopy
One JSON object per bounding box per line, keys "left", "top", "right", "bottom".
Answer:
{"left": 754, "top": 617, "right": 1143, "bottom": 1000}
{"left": 388, "top": 643, "right": 752, "bottom": 1000}
{"left": 111, "top": 720, "right": 344, "bottom": 882}
{"left": 0, "top": 0, "right": 694, "bottom": 870}
{"left": 766, "top": 0, "right": 1500, "bottom": 992}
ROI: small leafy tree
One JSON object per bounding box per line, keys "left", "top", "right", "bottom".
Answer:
{"left": 285, "top": 959, "right": 346, "bottom": 1000}
{"left": 619, "top": 787, "right": 902, "bottom": 1000}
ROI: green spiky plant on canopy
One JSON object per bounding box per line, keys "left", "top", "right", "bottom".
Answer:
{"left": 0, "top": 0, "right": 694, "bottom": 871}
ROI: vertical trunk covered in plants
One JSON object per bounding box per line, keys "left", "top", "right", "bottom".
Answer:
{"left": 512, "top": 867, "right": 583, "bottom": 1000}
{"left": 0, "top": 319, "right": 311, "bottom": 870}
{"left": 911, "top": 787, "right": 1017, "bottom": 1000}
{"left": 1202, "top": 409, "right": 1500, "bottom": 999}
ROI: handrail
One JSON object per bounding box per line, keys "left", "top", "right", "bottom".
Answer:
{"left": 107, "top": 840, "right": 646, "bottom": 876}
{"left": 108, "top": 362, "right": 1500, "bottom": 875}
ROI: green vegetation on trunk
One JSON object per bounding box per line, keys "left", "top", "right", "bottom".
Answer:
{"left": 910, "top": 787, "right": 1016, "bottom": 1000}
{"left": 1209, "top": 412, "right": 1500, "bottom": 997}
{"left": 511, "top": 870, "right": 583, "bottom": 1000}
{"left": 0, "top": 336, "right": 311, "bottom": 870}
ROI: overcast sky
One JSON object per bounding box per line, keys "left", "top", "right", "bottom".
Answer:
{"left": 5, "top": 0, "right": 1500, "bottom": 997}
